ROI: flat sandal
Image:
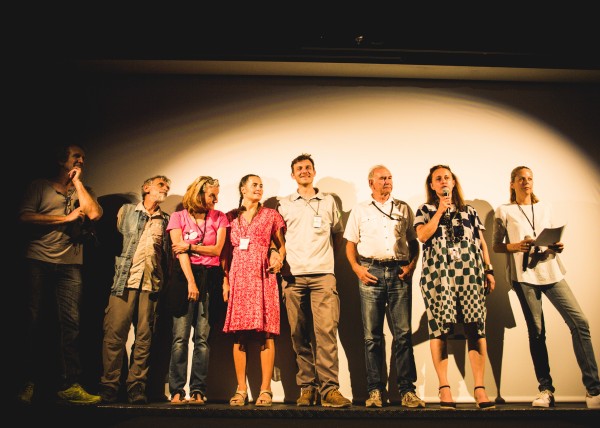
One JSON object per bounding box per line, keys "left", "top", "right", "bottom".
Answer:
{"left": 255, "top": 390, "right": 273, "bottom": 407}
{"left": 229, "top": 389, "right": 248, "bottom": 406}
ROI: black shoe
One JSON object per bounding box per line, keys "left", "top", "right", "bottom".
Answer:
{"left": 99, "top": 386, "right": 118, "bottom": 404}
{"left": 128, "top": 384, "right": 148, "bottom": 405}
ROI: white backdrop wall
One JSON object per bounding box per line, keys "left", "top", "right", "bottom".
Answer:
{"left": 42, "top": 74, "right": 599, "bottom": 404}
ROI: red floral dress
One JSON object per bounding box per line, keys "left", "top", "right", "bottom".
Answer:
{"left": 223, "top": 207, "right": 286, "bottom": 335}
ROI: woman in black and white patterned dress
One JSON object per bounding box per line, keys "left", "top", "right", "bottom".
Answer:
{"left": 414, "top": 165, "right": 495, "bottom": 409}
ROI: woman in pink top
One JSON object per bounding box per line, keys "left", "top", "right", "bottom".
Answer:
{"left": 223, "top": 174, "right": 286, "bottom": 407}
{"left": 165, "top": 176, "right": 229, "bottom": 405}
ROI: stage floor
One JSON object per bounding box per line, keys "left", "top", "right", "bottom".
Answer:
{"left": 12, "top": 401, "right": 598, "bottom": 428}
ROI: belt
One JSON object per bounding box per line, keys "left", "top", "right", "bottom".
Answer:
{"left": 360, "top": 257, "right": 408, "bottom": 267}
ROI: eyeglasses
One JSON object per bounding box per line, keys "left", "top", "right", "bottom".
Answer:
{"left": 201, "top": 178, "right": 219, "bottom": 190}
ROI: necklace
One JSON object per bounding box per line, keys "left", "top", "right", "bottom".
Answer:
{"left": 440, "top": 208, "right": 464, "bottom": 245}
{"left": 517, "top": 203, "right": 536, "bottom": 237}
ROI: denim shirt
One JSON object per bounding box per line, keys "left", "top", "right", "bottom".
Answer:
{"left": 111, "top": 203, "right": 171, "bottom": 296}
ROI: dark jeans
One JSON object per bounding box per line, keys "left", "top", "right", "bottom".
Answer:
{"left": 513, "top": 280, "right": 600, "bottom": 395}
{"left": 25, "top": 258, "right": 83, "bottom": 389}
{"left": 358, "top": 261, "right": 417, "bottom": 395}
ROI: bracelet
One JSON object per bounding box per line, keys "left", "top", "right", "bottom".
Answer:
{"left": 268, "top": 247, "right": 279, "bottom": 256}
{"left": 485, "top": 269, "right": 494, "bottom": 275}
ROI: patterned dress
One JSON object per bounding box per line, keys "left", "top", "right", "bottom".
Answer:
{"left": 414, "top": 204, "right": 487, "bottom": 338}
{"left": 223, "top": 207, "right": 286, "bottom": 335}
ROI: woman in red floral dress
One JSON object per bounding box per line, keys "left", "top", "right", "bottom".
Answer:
{"left": 223, "top": 174, "right": 286, "bottom": 407}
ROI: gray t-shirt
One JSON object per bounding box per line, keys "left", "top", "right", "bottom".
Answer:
{"left": 20, "top": 178, "right": 97, "bottom": 265}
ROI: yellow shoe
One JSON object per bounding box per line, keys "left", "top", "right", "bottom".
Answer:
{"left": 57, "top": 383, "right": 101, "bottom": 405}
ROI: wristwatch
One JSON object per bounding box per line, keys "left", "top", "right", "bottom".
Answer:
{"left": 484, "top": 263, "right": 494, "bottom": 275}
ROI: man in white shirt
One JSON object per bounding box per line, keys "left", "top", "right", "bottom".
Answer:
{"left": 345, "top": 164, "right": 424, "bottom": 408}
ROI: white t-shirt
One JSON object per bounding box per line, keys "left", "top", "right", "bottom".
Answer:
{"left": 493, "top": 201, "right": 566, "bottom": 285}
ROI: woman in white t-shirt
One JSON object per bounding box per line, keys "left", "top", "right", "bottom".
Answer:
{"left": 492, "top": 165, "right": 600, "bottom": 409}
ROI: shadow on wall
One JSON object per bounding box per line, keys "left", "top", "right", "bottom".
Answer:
{"left": 78, "top": 192, "right": 518, "bottom": 403}
{"left": 468, "top": 199, "right": 517, "bottom": 403}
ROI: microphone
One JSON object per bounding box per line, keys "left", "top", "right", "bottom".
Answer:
{"left": 442, "top": 187, "right": 450, "bottom": 216}
{"left": 522, "top": 235, "right": 532, "bottom": 271}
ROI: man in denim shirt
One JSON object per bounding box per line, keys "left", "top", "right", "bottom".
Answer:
{"left": 99, "top": 175, "right": 172, "bottom": 404}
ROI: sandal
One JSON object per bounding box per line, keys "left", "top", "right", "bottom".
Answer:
{"left": 438, "top": 385, "right": 456, "bottom": 410}
{"left": 170, "top": 390, "right": 188, "bottom": 405}
{"left": 255, "top": 390, "right": 273, "bottom": 407}
{"left": 474, "top": 386, "right": 495, "bottom": 409}
{"left": 229, "top": 389, "right": 248, "bottom": 406}
{"left": 189, "top": 391, "right": 206, "bottom": 405}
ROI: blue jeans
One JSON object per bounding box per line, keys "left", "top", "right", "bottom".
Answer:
{"left": 25, "top": 258, "right": 83, "bottom": 388}
{"left": 169, "top": 296, "right": 211, "bottom": 395}
{"left": 513, "top": 280, "right": 600, "bottom": 395}
{"left": 359, "top": 261, "right": 417, "bottom": 395}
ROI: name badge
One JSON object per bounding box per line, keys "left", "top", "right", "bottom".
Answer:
{"left": 240, "top": 237, "right": 250, "bottom": 250}
{"left": 313, "top": 215, "right": 322, "bottom": 228}
{"left": 449, "top": 247, "right": 461, "bottom": 262}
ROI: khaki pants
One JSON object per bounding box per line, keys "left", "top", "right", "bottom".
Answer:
{"left": 282, "top": 273, "right": 341, "bottom": 397}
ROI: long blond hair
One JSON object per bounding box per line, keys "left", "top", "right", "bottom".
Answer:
{"left": 182, "top": 176, "right": 219, "bottom": 216}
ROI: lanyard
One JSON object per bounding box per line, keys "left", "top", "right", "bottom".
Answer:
{"left": 304, "top": 198, "right": 320, "bottom": 215}
{"left": 517, "top": 204, "right": 536, "bottom": 238}
{"left": 371, "top": 201, "right": 398, "bottom": 221}
{"left": 191, "top": 210, "right": 208, "bottom": 244}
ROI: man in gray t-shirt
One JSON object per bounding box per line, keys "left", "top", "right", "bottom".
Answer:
{"left": 276, "top": 153, "right": 351, "bottom": 408}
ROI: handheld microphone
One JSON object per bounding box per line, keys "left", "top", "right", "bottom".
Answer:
{"left": 442, "top": 187, "right": 450, "bottom": 216}
{"left": 522, "top": 235, "right": 532, "bottom": 271}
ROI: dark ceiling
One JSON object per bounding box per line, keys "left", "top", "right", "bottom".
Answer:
{"left": 29, "top": 8, "right": 600, "bottom": 71}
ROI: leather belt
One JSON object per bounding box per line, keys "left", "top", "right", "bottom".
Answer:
{"left": 360, "top": 257, "right": 408, "bottom": 267}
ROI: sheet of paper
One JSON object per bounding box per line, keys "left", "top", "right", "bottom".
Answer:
{"left": 534, "top": 225, "right": 565, "bottom": 246}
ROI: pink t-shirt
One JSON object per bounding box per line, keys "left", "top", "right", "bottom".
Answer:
{"left": 167, "top": 209, "right": 229, "bottom": 266}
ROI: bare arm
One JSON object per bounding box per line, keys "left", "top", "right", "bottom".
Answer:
{"left": 415, "top": 208, "right": 445, "bottom": 243}
{"left": 170, "top": 228, "right": 200, "bottom": 301}
{"left": 71, "top": 167, "right": 103, "bottom": 220}
{"left": 479, "top": 233, "right": 495, "bottom": 293}
{"left": 20, "top": 209, "right": 84, "bottom": 225}
{"left": 172, "top": 226, "right": 228, "bottom": 257}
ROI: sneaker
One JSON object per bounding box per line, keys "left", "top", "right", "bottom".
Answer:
{"left": 99, "top": 386, "right": 118, "bottom": 404}
{"left": 297, "top": 387, "right": 317, "bottom": 406}
{"left": 365, "top": 389, "right": 382, "bottom": 408}
{"left": 57, "top": 383, "right": 101, "bottom": 405}
{"left": 17, "top": 381, "right": 34, "bottom": 404}
{"left": 401, "top": 391, "right": 426, "bottom": 408}
{"left": 322, "top": 388, "right": 351, "bottom": 408}
{"left": 128, "top": 383, "right": 148, "bottom": 405}
{"left": 586, "top": 392, "right": 600, "bottom": 409}
{"left": 532, "top": 389, "right": 555, "bottom": 408}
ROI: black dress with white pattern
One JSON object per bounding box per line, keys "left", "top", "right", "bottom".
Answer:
{"left": 414, "top": 203, "right": 487, "bottom": 339}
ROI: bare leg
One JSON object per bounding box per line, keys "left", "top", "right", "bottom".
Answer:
{"left": 233, "top": 343, "right": 247, "bottom": 392}
{"left": 431, "top": 336, "right": 453, "bottom": 402}
{"left": 260, "top": 338, "right": 275, "bottom": 392}
{"left": 465, "top": 324, "right": 492, "bottom": 404}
